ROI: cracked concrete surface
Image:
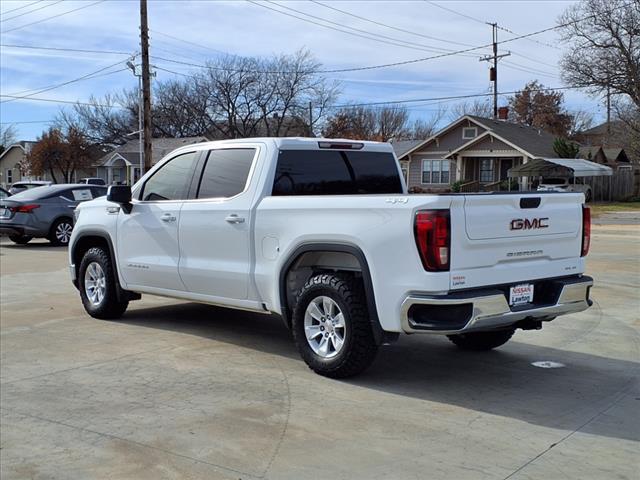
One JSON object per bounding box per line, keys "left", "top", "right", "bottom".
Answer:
{"left": 0, "top": 224, "right": 638, "bottom": 479}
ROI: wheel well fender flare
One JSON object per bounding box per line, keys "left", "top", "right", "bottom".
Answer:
{"left": 278, "top": 242, "right": 386, "bottom": 344}
{"left": 71, "top": 230, "right": 125, "bottom": 301}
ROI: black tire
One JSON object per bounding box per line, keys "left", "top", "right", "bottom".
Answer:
{"left": 292, "top": 273, "right": 378, "bottom": 378}
{"left": 447, "top": 329, "right": 515, "bottom": 351}
{"left": 49, "top": 217, "right": 74, "bottom": 246}
{"left": 584, "top": 190, "right": 592, "bottom": 202}
{"left": 78, "top": 247, "right": 128, "bottom": 319}
{"left": 8, "top": 234, "right": 33, "bottom": 245}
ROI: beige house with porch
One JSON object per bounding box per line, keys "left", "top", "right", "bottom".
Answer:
{"left": 393, "top": 115, "right": 557, "bottom": 192}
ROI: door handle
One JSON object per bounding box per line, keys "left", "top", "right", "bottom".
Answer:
{"left": 225, "top": 214, "right": 245, "bottom": 224}
{"left": 161, "top": 213, "right": 177, "bottom": 223}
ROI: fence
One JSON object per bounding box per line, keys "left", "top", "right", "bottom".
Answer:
{"left": 584, "top": 168, "right": 635, "bottom": 201}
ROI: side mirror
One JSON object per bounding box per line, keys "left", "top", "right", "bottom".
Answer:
{"left": 107, "top": 185, "right": 132, "bottom": 213}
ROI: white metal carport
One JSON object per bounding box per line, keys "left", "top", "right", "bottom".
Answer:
{"left": 507, "top": 157, "right": 613, "bottom": 200}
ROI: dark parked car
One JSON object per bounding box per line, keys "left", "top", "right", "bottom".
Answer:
{"left": 0, "top": 184, "right": 107, "bottom": 245}
{"left": 8, "top": 180, "right": 52, "bottom": 195}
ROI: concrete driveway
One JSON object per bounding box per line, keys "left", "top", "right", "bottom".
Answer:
{"left": 1, "top": 225, "right": 638, "bottom": 480}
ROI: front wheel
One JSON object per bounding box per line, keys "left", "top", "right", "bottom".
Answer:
{"left": 292, "top": 274, "right": 378, "bottom": 378}
{"left": 49, "top": 218, "right": 74, "bottom": 246}
{"left": 79, "top": 247, "right": 128, "bottom": 319}
{"left": 447, "top": 329, "right": 515, "bottom": 351}
{"left": 9, "top": 234, "right": 32, "bottom": 245}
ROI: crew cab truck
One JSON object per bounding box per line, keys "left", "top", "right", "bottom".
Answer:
{"left": 69, "top": 138, "right": 593, "bottom": 378}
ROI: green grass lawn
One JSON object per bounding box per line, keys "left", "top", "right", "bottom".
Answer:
{"left": 589, "top": 201, "right": 640, "bottom": 216}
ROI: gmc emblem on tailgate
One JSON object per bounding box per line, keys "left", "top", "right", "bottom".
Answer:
{"left": 510, "top": 217, "right": 549, "bottom": 230}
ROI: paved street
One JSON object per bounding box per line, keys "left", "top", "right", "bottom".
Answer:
{"left": 1, "top": 225, "right": 638, "bottom": 480}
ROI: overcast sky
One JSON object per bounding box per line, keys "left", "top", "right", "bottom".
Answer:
{"left": 1, "top": 0, "right": 604, "bottom": 141}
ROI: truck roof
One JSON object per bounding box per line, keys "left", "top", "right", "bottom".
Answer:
{"left": 169, "top": 137, "right": 395, "bottom": 156}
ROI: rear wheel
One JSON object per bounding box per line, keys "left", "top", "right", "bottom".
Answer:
{"left": 49, "top": 218, "right": 74, "bottom": 246}
{"left": 79, "top": 247, "right": 128, "bottom": 319}
{"left": 8, "top": 234, "right": 32, "bottom": 245}
{"left": 292, "top": 273, "right": 378, "bottom": 378}
{"left": 447, "top": 329, "right": 515, "bottom": 351}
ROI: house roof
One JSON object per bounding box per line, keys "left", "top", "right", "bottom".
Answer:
{"left": 602, "top": 147, "right": 629, "bottom": 163}
{"left": 395, "top": 115, "right": 558, "bottom": 160}
{"left": 579, "top": 146, "right": 603, "bottom": 160}
{"left": 467, "top": 116, "right": 557, "bottom": 157}
{"left": 97, "top": 136, "right": 208, "bottom": 166}
{"left": 0, "top": 140, "right": 37, "bottom": 161}
{"left": 580, "top": 121, "right": 625, "bottom": 136}
{"left": 391, "top": 140, "right": 423, "bottom": 160}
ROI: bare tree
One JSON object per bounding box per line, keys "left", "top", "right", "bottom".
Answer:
{"left": 409, "top": 105, "right": 447, "bottom": 139}
{"left": 448, "top": 98, "right": 493, "bottom": 121}
{"left": 27, "top": 127, "right": 93, "bottom": 183}
{"left": 61, "top": 49, "right": 339, "bottom": 144}
{"left": 559, "top": 0, "right": 640, "bottom": 108}
{"left": 322, "top": 104, "right": 410, "bottom": 141}
{"left": 0, "top": 124, "right": 18, "bottom": 154}
{"left": 567, "top": 108, "right": 594, "bottom": 138}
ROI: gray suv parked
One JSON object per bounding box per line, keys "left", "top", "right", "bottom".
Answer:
{"left": 0, "top": 184, "right": 106, "bottom": 245}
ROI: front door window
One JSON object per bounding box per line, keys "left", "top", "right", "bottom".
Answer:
{"left": 500, "top": 159, "right": 513, "bottom": 181}
{"left": 479, "top": 159, "right": 494, "bottom": 182}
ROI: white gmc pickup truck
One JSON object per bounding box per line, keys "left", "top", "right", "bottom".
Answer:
{"left": 69, "top": 138, "right": 593, "bottom": 378}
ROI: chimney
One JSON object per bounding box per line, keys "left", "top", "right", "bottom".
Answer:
{"left": 497, "top": 106, "right": 509, "bottom": 120}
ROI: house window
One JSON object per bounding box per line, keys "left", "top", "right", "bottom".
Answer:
{"left": 462, "top": 127, "right": 477, "bottom": 139}
{"left": 479, "top": 159, "right": 494, "bottom": 182}
{"left": 6, "top": 169, "right": 13, "bottom": 183}
{"left": 422, "top": 159, "right": 450, "bottom": 184}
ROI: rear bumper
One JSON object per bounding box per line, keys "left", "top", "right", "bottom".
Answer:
{"left": 0, "top": 223, "right": 43, "bottom": 237}
{"left": 401, "top": 275, "right": 593, "bottom": 334}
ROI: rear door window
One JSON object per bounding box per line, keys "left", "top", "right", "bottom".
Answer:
{"left": 272, "top": 150, "right": 403, "bottom": 195}
{"left": 196, "top": 148, "right": 256, "bottom": 199}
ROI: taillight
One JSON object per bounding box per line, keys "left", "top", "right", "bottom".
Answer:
{"left": 581, "top": 206, "right": 591, "bottom": 257}
{"left": 414, "top": 210, "right": 450, "bottom": 271}
{"left": 9, "top": 204, "right": 40, "bottom": 213}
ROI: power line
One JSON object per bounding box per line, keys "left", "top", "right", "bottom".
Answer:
{"left": 309, "top": 0, "right": 477, "bottom": 49}
{"left": 2, "top": 0, "right": 105, "bottom": 34}
{"left": 1, "top": 0, "right": 63, "bottom": 23}
{"left": 423, "top": 0, "right": 485, "bottom": 25}
{"left": 0, "top": 43, "right": 133, "bottom": 55}
{"left": 2, "top": 63, "right": 129, "bottom": 102}
{"left": 150, "top": 29, "right": 227, "bottom": 56}
{"left": 0, "top": 94, "right": 126, "bottom": 108}
{"left": 247, "top": 0, "right": 487, "bottom": 56}
{"left": 330, "top": 85, "right": 582, "bottom": 109}
{"left": 0, "top": 0, "right": 44, "bottom": 16}
{"left": 0, "top": 119, "right": 55, "bottom": 125}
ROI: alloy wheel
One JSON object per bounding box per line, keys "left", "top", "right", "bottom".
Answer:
{"left": 304, "top": 296, "right": 346, "bottom": 358}
{"left": 84, "top": 262, "right": 106, "bottom": 306}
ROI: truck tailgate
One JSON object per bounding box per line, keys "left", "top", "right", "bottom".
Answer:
{"left": 449, "top": 193, "right": 584, "bottom": 290}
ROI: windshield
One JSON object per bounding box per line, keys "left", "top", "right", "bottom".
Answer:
{"left": 540, "top": 178, "right": 568, "bottom": 185}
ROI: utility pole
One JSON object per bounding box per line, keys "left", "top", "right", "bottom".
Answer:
{"left": 480, "top": 23, "right": 510, "bottom": 119}
{"left": 606, "top": 84, "right": 611, "bottom": 145}
{"left": 126, "top": 59, "right": 143, "bottom": 183}
{"left": 308, "top": 101, "right": 313, "bottom": 137}
{"left": 140, "top": 0, "right": 152, "bottom": 172}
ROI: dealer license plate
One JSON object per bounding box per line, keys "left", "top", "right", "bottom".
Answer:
{"left": 509, "top": 284, "right": 534, "bottom": 306}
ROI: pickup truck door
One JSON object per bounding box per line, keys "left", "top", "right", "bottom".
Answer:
{"left": 178, "top": 147, "right": 258, "bottom": 300}
{"left": 116, "top": 151, "right": 201, "bottom": 291}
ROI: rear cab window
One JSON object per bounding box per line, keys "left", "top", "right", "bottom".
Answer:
{"left": 272, "top": 149, "right": 403, "bottom": 196}
{"left": 196, "top": 149, "right": 256, "bottom": 199}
